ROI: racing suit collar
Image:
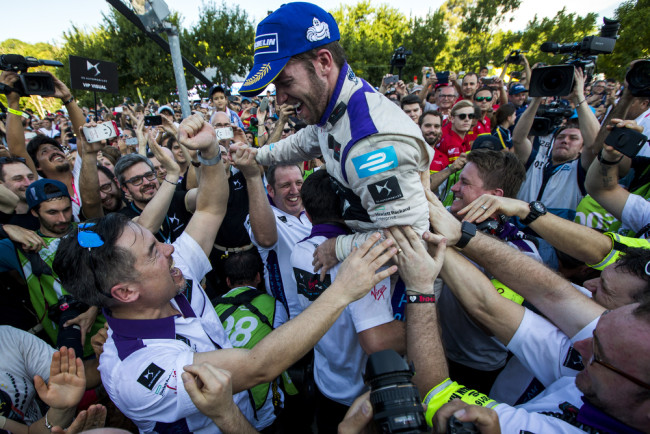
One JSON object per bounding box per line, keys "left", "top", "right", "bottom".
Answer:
{"left": 308, "top": 222, "right": 350, "bottom": 240}
{"left": 317, "top": 62, "right": 350, "bottom": 128}
{"left": 577, "top": 397, "right": 643, "bottom": 434}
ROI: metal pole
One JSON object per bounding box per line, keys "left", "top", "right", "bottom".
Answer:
{"left": 165, "top": 23, "right": 191, "bottom": 119}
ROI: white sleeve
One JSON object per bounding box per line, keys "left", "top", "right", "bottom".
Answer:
{"left": 507, "top": 309, "right": 575, "bottom": 386}
{"left": 495, "top": 402, "right": 590, "bottom": 434}
{"left": 621, "top": 193, "right": 650, "bottom": 236}
{"left": 3, "top": 326, "right": 56, "bottom": 383}
{"left": 172, "top": 232, "right": 212, "bottom": 282}
{"left": 348, "top": 277, "right": 394, "bottom": 333}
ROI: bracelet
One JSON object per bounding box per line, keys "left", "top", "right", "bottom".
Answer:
{"left": 191, "top": 160, "right": 201, "bottom": 168}
{"left": 162, "top": 178, "right": 177, "bottom": 186}
{"left": 197, "top": 149, "right": 222, "bottom": 166}
{"left": 407, "top": 294, "right": 436, "bottom": 303}
{"left": 258, "top": 131, "right": 268, "bottom": 136}
{"left": 61, "top": 95, "right": 75, "bottom": 105}
{"left": 44, "top": 410, "right": 53, "bottom": 429}
{"left": 577, "top": 98, "right": 587, "bottom": 106}
{"left": 597, "top": 149, "right": 623, "bottom": 165}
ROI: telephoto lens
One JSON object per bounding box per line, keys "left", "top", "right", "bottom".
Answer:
{"left": 364, "top": 349, "right": 428, "bottom": 433}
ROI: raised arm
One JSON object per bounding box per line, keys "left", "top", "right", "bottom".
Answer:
{"left": 512, "top": 97, "right": 543, "bottom": 164}
{"left": 571, "top": 68, "right": 602, "bottom": 170}
{"left": 193, "top": 235, "right": 398, "bottom": 393}
{"left": 1, "top": 71, "right": 38, "bottom": 176}
{"left": 179, "top": 114, "right": 229, "bottom": 256}
{"left": 426, "top": 190, "right": 605, "bottom": 338}
{"left": 49, "top": 74, "right": 85, "bottom": 156}
{"left": 231, "top": 143, "right": 277, "bottom": 247}
{"left": 459, "top": 194, "right": 612, "bottom": 266}
{"left": 78, "top": 123, "right": 107, "bottom": 219}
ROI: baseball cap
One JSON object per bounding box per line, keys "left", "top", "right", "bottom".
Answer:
{"left": 472, "top": 135, "right": 504, "bottom": 152}
{"left": 158, "top": 105, "right": 174, "bottom": 115}
{"left": 26, "top": 179, "right": 70, "bottom": 210}
{"left": 509, "top": 84, "right": 528, "bottom": 95}
{"left": 239, "top": 2, "right": 340, "bottom": 97}
{"left": 209, "top": 85, "right": 226, "bottom": 98}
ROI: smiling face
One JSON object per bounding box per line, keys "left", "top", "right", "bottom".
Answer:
{"left": 474, "top": 89, "right": 493, "bottom": 114}
{"left": 120, "top": 161, "right": 159, "bottom": 208}
{"left": 420, "top": 113, "right": 442, "bottom": 146}
{"left": 98, "top": 170, "right": 122, "bottom": 212}
{"left": 437, "top": 87, "right": 458, "bottom": 111}
{"left": 35, "top": 143, "right": 70, "bottom": 175}
{"left": 450, "top": 162, "right": 495, "bottom": 215}
{"left": 273, "top": 58, "right": 329, "bottom": 125}
{"left": 267, "top": 165, "right": 304, "bottom": 217}
{"left": 1, "top": 162, "right": 35, "bottom": 201}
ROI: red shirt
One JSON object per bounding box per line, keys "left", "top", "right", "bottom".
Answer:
{"left": 432, "top": 128, "right": 469, "bottom": 172}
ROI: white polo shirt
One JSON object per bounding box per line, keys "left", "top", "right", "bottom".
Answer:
{"left": 246, "top": 206, "right": 312, "bottom": 319}
{"left": 98, "top": 233, "right": 255, "bottom": 433}
{"left": 291, "top": 224, "right": 394, "bottom": 405}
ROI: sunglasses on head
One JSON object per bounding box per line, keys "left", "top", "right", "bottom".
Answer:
{"left": 475, "top": 96, "right": 493, "bottom": 102}
{"left": 455, "top": 113, "right": 476, "bottom": 120}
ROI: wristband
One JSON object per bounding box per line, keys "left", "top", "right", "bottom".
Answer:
{"left": 597, "top": 149, "right": 623, "bottom": 165}
{"left": 258, "top": 131, "right": 268, "bottom": 136}
{"left": 62, "top": 95, "right": 75, "bottom": 105}
{"left": 423, "top": 378, "right": 498, "bottom": 427}
{"left": 407, "top": 294, "right": 436, "bottom": 303}
{"left": 7, "top": 107, "right": 25, "bottom": 118}
{"left": 190, "top": 160, "right": 201, "bottom": 168}
{"left": 44, "top": 410, "right": 53, "bottom": 429}
{"left": 577, "top": 98, "right": 587, "bottom": 106}
{"left": 197, "top": 149, "right": 222, "bottom": 166}
{"left": 162, "top": 178, "right": 177, "bottom": 186}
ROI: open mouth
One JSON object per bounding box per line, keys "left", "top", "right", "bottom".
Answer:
{"left": 50, "top": 153, "right": 66, "bottom": 163}
{"left": 295, "top": 102, "right": 303, "bottom": 115}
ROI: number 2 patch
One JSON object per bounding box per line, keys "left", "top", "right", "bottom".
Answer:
{"left": 351, "top": 146, "right": 398, "bottom": 178}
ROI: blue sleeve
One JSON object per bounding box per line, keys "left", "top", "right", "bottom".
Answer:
{"left": 0, "top": 239, "right": 22, "bottom": 274}
{"left": 232, "top": 112, "right": 245, "bottom": 130}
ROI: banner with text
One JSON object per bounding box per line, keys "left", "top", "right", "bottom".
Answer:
{"left": 69, "top": 55, "right": 119, "bottom": 94}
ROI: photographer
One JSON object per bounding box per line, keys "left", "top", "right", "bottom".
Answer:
{"left": 513, "top": 67, "right": 600, "bottom": 224}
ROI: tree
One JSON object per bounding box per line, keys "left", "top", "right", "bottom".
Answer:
{"left": 181, "top": 1, "right": 255, "bottom": 86}
{"left": 598, "top": 0, "right": 650, "bottom": 80}
{"left": 400, "top": 9, "right": 449, "bottom": 82}
{"left": 331, "top": 1, "right": 409, "bottom": 85}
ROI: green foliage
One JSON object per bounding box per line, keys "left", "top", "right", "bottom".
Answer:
{"left": 599, "top": 0, "right": 650, "bottom": 80}
{"left": 331, "top": 1, "right": 409, "bottom": 84}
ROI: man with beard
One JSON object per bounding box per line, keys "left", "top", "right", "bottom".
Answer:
{"left": 0, "top": 179, "right": 104, "bottom": 357}
{"left": 0, "top": 157, "right": 38, "bottom": 229}
{"left": 234, "top": 2, "right": 432, "bottom": 267}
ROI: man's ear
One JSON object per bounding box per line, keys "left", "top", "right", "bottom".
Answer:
{"left": 110, "top": 283, "right": 139, "bottom": 303}
{"left": 314, "top": 48, "right": 334, "bottom": 76}
{"left": 266, "top": 183, "right": 275, "bottom": 199}
{"left": 493, "top": 188, "right": 505, "bottom": 197}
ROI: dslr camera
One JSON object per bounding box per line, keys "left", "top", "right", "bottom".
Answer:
{"left": 531, "top": 101, "right": 574, "bottom": 136}
{"left": 0, "top": 54, "right": 64, "bottom": 97}
{"left": 48, "top": 294, "right": 89, "bottom": 357}
{"left": 529, "top": 18, "right": 620, "bottom": 97}
{"left": 364, "top": 349, "right": 427, "bottom": 433}
{"left": 505, "top": 49, "right": 528, "bottom": 65}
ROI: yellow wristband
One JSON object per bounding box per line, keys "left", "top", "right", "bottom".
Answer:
{"left": 423, "top": 378, "right": 498, "bottom": 427}
{"left": 491, "top": 278, "right": 524, "bottom": 305}
{"left": 7, "top": 107, "right": 23, "bottom": 117}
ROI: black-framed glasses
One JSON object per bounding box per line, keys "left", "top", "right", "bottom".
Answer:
{"left": 0, "top": 157, "right": 26, "bottom": 164}
{"left": 455, "top": 113, "right": 476, "bottom": 120}
{"left": 283, "top": 128, "right": 292, "bottom": 133}
{"left": 99, "top": 182, "right": 114, "bottom": 194}
{"left": 590, "top": 332, "right": 650, "bottom": 390}
{"left": 125, "top": 171, "right": 157, "bottom": 186}
{"left": 475, "top": 96, "right": 493, "bottom": 102}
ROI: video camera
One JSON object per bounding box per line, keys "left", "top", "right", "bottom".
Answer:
{"left": 0, "top": 54, "right": 64, "bottom": 97}
{"left": 531, "top": 101, "right": 574, "bottom": 136}
{"left": 529, "top": 18, "right": 620, "bottom": 97}
{"left": 390, "top": 46, "right": 412, "bottom": 79}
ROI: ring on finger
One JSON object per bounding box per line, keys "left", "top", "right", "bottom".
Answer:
{"left": 397, "top": 248, "right": 403, "bottom": 255}
{"left": 480, "top": 205, "right": 488, "bottom": 210}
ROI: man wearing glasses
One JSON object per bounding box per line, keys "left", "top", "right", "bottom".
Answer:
{"left": 0, "top": 156, "right": 38, "bottom": 229}
{"left": 430, "top": 100, "right": 475, "bottom": 173}
{"left": 114, "top": 154, "right": 193, "bottom": 244}
{"left": 473, "top": 87, "right": 495, "bottom": 136}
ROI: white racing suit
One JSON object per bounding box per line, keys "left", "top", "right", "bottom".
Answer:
{"left": 256, "top": 63, "right": 433, "bottom": 259}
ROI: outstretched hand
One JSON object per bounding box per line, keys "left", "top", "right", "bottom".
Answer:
{"left": 35, "top": 347, "right": 85, "bottom": 410}
{"left": 458, "top": 194, "right": 528, "bottom": 224}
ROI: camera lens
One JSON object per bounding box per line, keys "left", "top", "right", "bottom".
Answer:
{"left": 627, "top": 60, "right": 650, "bottom": 95}
{"left": 365, "top": 350, "right": 427, "bottom": 433}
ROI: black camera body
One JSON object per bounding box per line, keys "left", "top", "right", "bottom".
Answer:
{"left": 48, "top": 294, "right": 89, "bottom": 356}
{"left": 531, "top": 18, "right": 620, "bottom": 97}
{"left": 0, "top": 54, "right": 64, "bottom": 97}
{"left": 531, "top": 101, "right": 574, "bottom": 136}
{"left": 626, "top": 60, "right": 650, "bottom": 97}
{"left": 365, "top": 349, "right": 427, "bottom": 433}
{"left": 605, "top": 127, "right": 648, "bottom": 158}
{"left": 505, "top": 49, "right": 528, "bottom": 65}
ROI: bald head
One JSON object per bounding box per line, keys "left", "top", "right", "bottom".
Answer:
{"left": 211, "top": 112, "right": 230, "bottom": 128}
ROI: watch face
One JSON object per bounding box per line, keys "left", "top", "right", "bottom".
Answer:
{"left": 532, "top": 202, "right": 546, "bottom": 213}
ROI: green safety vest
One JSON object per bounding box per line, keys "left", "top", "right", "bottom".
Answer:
{"left": 214, "top": 286, "right": 297, "bottom": 411}
{"left": 14, "top": 233, "right": 105, "bottom": 357}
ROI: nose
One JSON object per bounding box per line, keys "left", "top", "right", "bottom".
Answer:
{"left": 275, "top": 87, "right": 288, "bottom": 105}
{"left": 163, "top": 242, "right": 174, "bottom": 257}
{"left": 582, "top": 278, "right": 599, "bottom": 294}
{"left": 573, "top": 337, "right": 592, "bottom": 362}
{"left": 451, "top": 180, "right": 461, "bottom": 193}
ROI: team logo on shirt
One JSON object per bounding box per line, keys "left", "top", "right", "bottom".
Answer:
{"left": 294, "top": 268, "right": 331, "bottom": 301}
{"left": 562, "top": 346, "right": 584, "bottom": 371}
{"left": 137, "top": 363, "right": 165, "bottom": 390}
{"left": 368, "top": 176, "right": 403, "bottom": 204}
{"left": 352, "top": 146, "right": 398, "bottom": 178}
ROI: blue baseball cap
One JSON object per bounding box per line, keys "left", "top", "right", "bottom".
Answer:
{"left": 26, "top": 179, "right": 70, "bottom": 210}
{"left": 509, "top": 84, "right": 528, "bottom": 95}
{"left": 239, "top": 2, "right": 340, "bottom": 97}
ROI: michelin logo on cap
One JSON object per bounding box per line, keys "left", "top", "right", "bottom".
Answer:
{"left": 306, "top": 17, "right": 330, "bottom": 42}
{"left": 254, "top": 33, "right": 279, "bottom": 56}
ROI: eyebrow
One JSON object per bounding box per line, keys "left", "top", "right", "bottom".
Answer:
{"left": 147, "top": 240, "right": 156, "bottom": 258}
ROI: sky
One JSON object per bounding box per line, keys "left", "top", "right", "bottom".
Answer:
{"left": 3, "top": 0, "right": 623, "bottom": 46}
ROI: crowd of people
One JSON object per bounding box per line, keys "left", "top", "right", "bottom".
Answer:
{"left": 1, "top": 2, "right": 649, "bottom": 433}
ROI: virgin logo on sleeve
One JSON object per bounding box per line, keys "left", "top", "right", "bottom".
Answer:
{"left": 352, "top": 146, "right": 398, "bottom": 178}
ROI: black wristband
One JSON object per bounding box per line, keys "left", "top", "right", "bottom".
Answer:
{"left": 407, "top": 294, "right": 436, "bottom": 303}
{"left": 62, "top": 95, "right": 75, "bottom": 105}
{"left": 597, "top": 149, "right": 623, "bottom": 165}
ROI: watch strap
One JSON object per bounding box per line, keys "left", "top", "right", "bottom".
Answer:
{"left": 197, "top": 149, "right": 222, "bottom": 166}
{"left": 456, "top": 221, "right": 476, "bottom": 249}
